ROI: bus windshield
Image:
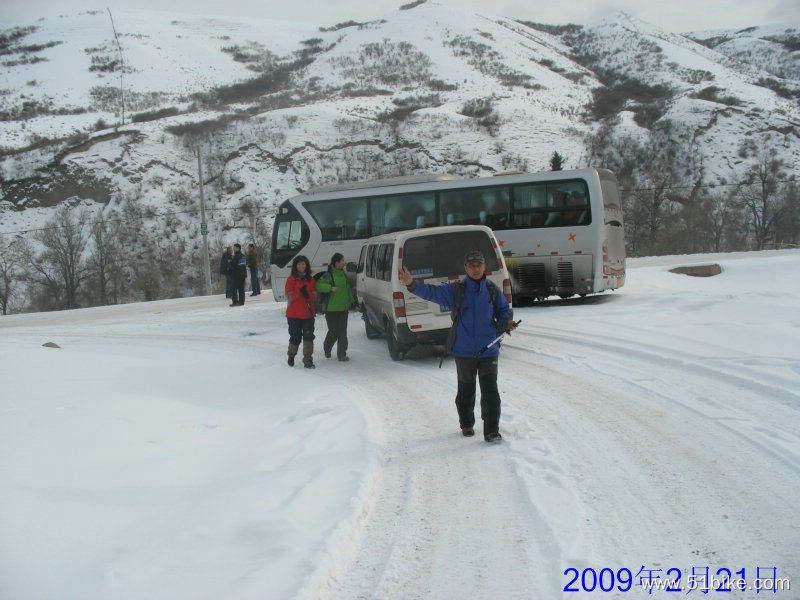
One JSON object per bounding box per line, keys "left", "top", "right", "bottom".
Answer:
{"left": 271, "top": 203, "right": 309, "bottom": 268}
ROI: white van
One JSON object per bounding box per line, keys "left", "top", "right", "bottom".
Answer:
{"left": 356, "top": 225, "right": 512, "bottom": 360}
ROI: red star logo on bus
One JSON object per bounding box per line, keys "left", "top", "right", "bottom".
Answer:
{"left": 497, "top": 239, "right": 506, "bottom": 247}
{"left": 568, "top": 233, "right": 576, "bottom": 241}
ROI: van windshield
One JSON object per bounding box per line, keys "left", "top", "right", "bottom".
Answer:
{"left": 403, "top": 231, "right": 500, "bottom": 279}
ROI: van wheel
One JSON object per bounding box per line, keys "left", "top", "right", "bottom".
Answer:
{"left": 364, "top": 315, "right": 382, "bottom": 339}
{"left": 387, "top": 327, "right": 404, "bottom": 361}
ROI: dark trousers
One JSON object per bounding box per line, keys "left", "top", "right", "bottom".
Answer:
{"left": 225, "top": 273, "right": 233, "bottom": 298}
{"left": 323, "top": 311, "right": 349, "bottom": 358}
{"left": 288, "top": 317, "right": 315, "bottom": 345}
{"left": 249, "top": 266, "right": 261, "bottom": 295}
{"left": 231, "top": 278, "right": 246, "bottom": 305}
{"left": 454, "top": 357, "right": 501, "bottom": 433}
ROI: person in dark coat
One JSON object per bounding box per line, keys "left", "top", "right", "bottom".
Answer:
{"left": 220, "top": 246, "right": 233, "bottom": 298}
{"left": 247, "top": 243, "right": 261, "bottom": 296}
{"left": 398, "top": 250, "right": 515, "bottom": 442}
{"left": 285, "top": 255, "right": 316, "bottom": 368}
{"left": 229, "top": 243, "right": 248, "bottom": 307}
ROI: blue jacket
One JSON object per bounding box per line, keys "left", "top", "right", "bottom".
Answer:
{"left": 408, "top": 276, "right": 510, "bottom": 358}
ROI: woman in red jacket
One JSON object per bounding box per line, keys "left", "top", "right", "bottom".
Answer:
{"left": 285, "top": 255, "right": 317, "bottom": 368}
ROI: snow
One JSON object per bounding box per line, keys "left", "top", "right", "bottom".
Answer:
{"left": 1, "top": 250, "right": 799, "bottom": 598}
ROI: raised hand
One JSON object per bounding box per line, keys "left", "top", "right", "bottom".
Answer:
{"left": 398, "top": 266, "right": 413, "bottom": 286}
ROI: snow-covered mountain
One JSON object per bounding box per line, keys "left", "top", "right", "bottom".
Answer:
{"left": 0, "top": 3, "right": 798, "bottom": 246}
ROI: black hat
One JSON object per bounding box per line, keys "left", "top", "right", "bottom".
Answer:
{"left": 464, "top": 250, "right": 485, "bottom": 265}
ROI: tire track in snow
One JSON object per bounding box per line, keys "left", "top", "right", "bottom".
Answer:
{"left": 304, "top": 354, "right": 561, "bottom": 599}
{"left": 495, "top": 338, "right": 800, "bottom": 597}
{"left": 507, "top": 326, "right": 800, "bottom": 476}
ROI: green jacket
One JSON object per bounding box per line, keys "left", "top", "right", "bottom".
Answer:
{"left": 315, "top": 267, "right": 354, "bottom": 312}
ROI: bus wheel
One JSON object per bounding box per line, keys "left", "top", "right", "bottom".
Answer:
{"left": 387, "top": 326, "right": 404, "bottom": 361}
{"left": 364, "top": 316, "right": 382, "bottom": 339}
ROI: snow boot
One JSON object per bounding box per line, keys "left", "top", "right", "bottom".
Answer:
{"left": 462, "top": 427, "right": 475, "bottom": 437}
{"left": 302, "top": 340, "right": 315, "bottom": 369}
{"left": 287, "top": 343, "right": 299, "bottom": 367}
{"left": 484, "top": 431, "right": 502, "bottom": 443}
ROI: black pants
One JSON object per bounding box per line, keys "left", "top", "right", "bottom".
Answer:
{"left": 454, "top": 356, "right": 501, "bottom": 433}
{"left": 225, "top": 273, "right": 233, "bottom": 298}
{"left": 323, "top": 311, "right": 349, "bottom": 358}
{"left": 288, "top": 317, "right": 315, "bottom": 345}
{"left": 231, "top": 277, "right": 246, "bottom": 305}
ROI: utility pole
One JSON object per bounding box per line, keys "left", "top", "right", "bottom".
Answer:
{"left": 107, "top": 8, "right": 125, "bottom": 126}
{"left": 197, "top": 147, "right": 212, "bottom": 296}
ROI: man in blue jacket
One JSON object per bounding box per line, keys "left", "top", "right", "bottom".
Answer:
{"left": 398, "top": 250, "right": 516, "bottom": 442}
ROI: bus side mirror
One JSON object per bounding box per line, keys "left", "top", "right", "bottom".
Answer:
{"left": 346, "top": 262, "right": 358, "bottom": 273}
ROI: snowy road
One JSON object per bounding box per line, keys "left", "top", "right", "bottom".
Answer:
{"left": 1, "top": 251, "right": 799, "bottom": 599}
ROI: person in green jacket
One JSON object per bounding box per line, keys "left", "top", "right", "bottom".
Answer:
{"left": 316, "top": 252, "right": 356, "bottom": 362}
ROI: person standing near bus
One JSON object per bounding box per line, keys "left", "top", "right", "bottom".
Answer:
{"left": 220, "top": 246, "right": 233, "bottom": 299}
{"left": 247, "top": 243, "right": 261, "bottom": 296}
{"left": 398, "top": 250, "right": 516, "bottom": 442}
{"left": 285, "top": 255, "right": 316, "bottom": 369}
{"left": 316, "top": 252, "right": 356, "bottom": 362}
{"left": 229, "top": 243, "right": 248, "bottom": 306}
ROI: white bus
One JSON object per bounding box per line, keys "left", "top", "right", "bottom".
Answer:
{"left": 270, "top": 168, "right": 625, "bottom": 302}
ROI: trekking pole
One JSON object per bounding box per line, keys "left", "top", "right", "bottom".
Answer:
{"left": 477, "top": 320, "right": 522, "bottom": 356}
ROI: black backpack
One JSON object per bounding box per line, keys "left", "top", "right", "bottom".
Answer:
{"left": 313, "top": 271, "right": 333, "bottom": 315}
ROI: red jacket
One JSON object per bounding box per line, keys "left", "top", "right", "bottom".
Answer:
{"left": 285, "top": 274, "right": 316, "bottom": 319}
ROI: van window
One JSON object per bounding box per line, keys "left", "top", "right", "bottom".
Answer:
{"left": 357, "top": 245, "right": 367, "bottom": 274}
{"left": 403, "top": 231, "right": 500, "bottom": 278}
{"left": 366, "top": 245, "right": 377, "bottom": 278}
{"left": 377, "top": 243, "right": 393, "bottom": 282}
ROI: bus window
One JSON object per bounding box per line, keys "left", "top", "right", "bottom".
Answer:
{"left": 303, "top": 198, "right": 368, "bottom": 241}
{"left": 271, "top": 203, "right": 310, "bottom": 268}
{"left": 371, "top": 192, "right": 435, "bottom": 235}
{"left": 440, "top": 186, "right": 509, "bottom": 229}
{"left": 510, "top": 183, "right": 546, "bottom": 228}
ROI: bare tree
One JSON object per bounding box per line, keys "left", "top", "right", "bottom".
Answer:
{"left": 739, "top": 149, "right": 786, "bottom": 250}
{"left": 28, "top": 206, "right": 90, "bottom": 310}
{"left": 0, "top": 235, "right": 23, "bottom": 315}
{"left": 775, "top": 181, "right": 799, "bottom": 248}
{"left": 87, "top": 215, "right": 127, "bottom": 305}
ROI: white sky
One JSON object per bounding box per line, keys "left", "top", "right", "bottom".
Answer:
{"left": 3, "top": 0, "right": 799, "bottom": 32}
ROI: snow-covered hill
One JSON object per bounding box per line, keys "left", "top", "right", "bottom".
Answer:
{"left": 0, "top": 3, "right": 798, "bottom": 251}
{"left": 1, "top": 250, "right": 798, "bottom": 598}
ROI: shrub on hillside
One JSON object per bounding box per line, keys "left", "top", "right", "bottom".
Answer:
{"left": 591, "top": 78, "right": 673, "bottom": 124}
{"left": 427, "top": 78, "right": 458, "bottom": 91}
{"left": 341, "top": 84, "right": 393, "bottom": 97}
{"left": 165, "top": 114, "right": 247, "bottom": 140}
{"left": 516, "top": 21, "right": 583, "bottom": 36}
{"left": 330, "top": 40, "right": 432, "bottom": 87}
{"left": 691, "top": 86, "right": 743, "bottom": 106}
{"left": 319, "top": 20, "right": 364, "bottom": 32}
{"left": 131, "top": 106, "right": 181, "bottom": 123}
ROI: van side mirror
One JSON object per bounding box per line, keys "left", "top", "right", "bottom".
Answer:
{"left": 346, "top": 261, "right": 358, "bottom": 273}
